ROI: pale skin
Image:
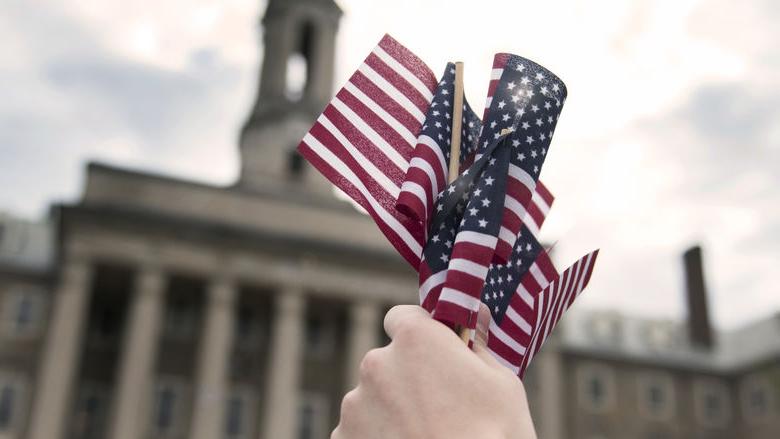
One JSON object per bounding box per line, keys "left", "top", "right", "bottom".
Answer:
{"left": 331, "top": 304, "right": 538, "bottom": 439}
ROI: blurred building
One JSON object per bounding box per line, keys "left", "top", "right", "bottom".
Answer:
{"left": 0, "top": 1, "right": 777, "bottom": 439}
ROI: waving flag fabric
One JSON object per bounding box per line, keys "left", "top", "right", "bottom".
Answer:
{"left": 298, "top": 34, "right": 437, "bottom": 267}
{"left": 298, "top": 34, "right": 599, "bottom": 382}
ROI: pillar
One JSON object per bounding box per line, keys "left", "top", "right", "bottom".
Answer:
{"left": 107, "top": 267, "right": 166, "bottom": 439}
{"left": 344, "top": 301, "right": 381, "bottom": 389}
{"left": 261, "top": 289, "right": 305, "bottom": 439}
{"left": 28, "top": 259, "right": 93, "bottom": 439}
{"left": 189, "top": 276, "right": 238, "bottom": 439}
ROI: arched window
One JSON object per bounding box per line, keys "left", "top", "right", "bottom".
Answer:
{"left": 285, "top": 21, "right": 316, "bottom": 101}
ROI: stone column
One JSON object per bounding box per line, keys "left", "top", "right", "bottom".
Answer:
{"left": 190, "top": 276, "right": 238, "bottom": 439}
{"left": 261, "top": 289, "right": 305, "bottom": 439}
{"left": 107, "top": 267, "right": 166, "bottom": 439}
{"left": 535, "top": 347, "right": 563, "bottom": 439}
{"left": 344, "top": 301, "right": 381, "bottom": 389}
{"left": 28, "top": 259, "right": 93, "bottom": 439}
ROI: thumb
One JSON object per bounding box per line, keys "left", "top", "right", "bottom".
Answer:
{"left": 474, "top": 303, "right": 491, "bottom": 348}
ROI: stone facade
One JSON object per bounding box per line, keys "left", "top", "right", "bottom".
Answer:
{"left": 0, "top": 1, "right": 778, "bottom": 439}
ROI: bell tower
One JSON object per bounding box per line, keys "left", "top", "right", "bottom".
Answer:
{"left": 239, "top": 0, "right": 342, "bottom": 193}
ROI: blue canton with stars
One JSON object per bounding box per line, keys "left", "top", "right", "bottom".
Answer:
{"left": 419, "top": 63, "right": 482, "bottom": 166}
{"left": 482, "top": 225, "right": 545, "bottom": 322}
{"left": 477, "top": 55, "right": 567, "bottom": 182}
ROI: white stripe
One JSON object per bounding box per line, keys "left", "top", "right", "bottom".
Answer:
{"left": 344, "top": 81, "right": 417, "bottom": 146}
{"left": 372, "top": 46, "right": 434, "bottom": 102}
{"left": 490, "top": 68, "right": 503, "bottom": 80}
{"left": 417, "top": 135, "right": 447, "bottom": 184}
{"left": 419, "top": 270, "right": 446, "bottom": 304}
{"left": 484, "top": 97, "right": 493, "bottom": 109}
{"left": 505, "top": 306, "right": 533, "bottom": 335}
{"left": 517, "top": 283, "right": 534, "bottom": 307}
{"left": 408, "top": 156, "right": 440, "bottom": 196}
{"left": 439, "top": 287, "right": 481, "bottom": 312}
{"left": 302, "top": 133, "right": 421, "bottom": 258}
{"left": 508, "top": 163, "right": 536, "bottom": 192}
{"left": 489, "top": 320, "right": 527, "bottom": 355}
{"left": 531, "top": 189, "right": 551, "bottom": 216}
{"left": 530, "top": 263, "right": 551, "bottom": 290}
{"left": 398, "top": 180, "right": 428, "bottom": 210}
{"left": 454, "top": 231, "right": 498, "bottom": 248}
{"left": 331, "top": 97, "right": 409, "bottom": 173}
{"left": 487, "top": 346, "right": 520, "bottom": 374}
{"left": 498, "top": 226, "right": 515, "bottom": 247}
{"left": 358, "top": 63, "right": 426, "bottom": 122}
{"left": 318, "top": 115, "right": 400, "bottom": 199}
{"left": 504, "top": 195, "right": 541, "bottom": 236}
{"left": 447, "top": 258, "right": 489, "bottom": 280}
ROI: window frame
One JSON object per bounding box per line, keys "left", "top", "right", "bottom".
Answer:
{"left": 636, "top": 371, "right": 676, "bottom": 421}
{"left": 297, "top": 392, "right": 330, "bottom": 439}
{"left": 0, "top": 371, "right": 28, "bottom": 434}
{"left": 150, "top": 376, "right": 190, "bottom": 438}
{"left": 693, "top": 378, "right": 731, "bottom": 428}
{"left": 740, "top": 375, "right": 775, "bottom": 424}
{"left": 576, "top": 362, "right": 617, "bottom": 414}
{"left": 1, "top": 287, "right": 47, "bottom": 339}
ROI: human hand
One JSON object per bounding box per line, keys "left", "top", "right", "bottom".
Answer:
{"left": 331, "top": 304, "right": 537, "bottom": 439}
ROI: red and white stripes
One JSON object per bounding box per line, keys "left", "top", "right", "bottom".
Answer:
{"left": 298, "top": 34, "right": 439, "bottom": 267}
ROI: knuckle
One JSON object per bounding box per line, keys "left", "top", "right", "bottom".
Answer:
{"left": 339, "top": 389, "right": 359, "bottom": 418}
{"left": 358, "top": 348, "right": 384, "bottom": 382}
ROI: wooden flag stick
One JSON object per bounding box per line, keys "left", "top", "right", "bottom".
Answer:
{"left": 447, "top": 62, "right": 471, "bottom": 345}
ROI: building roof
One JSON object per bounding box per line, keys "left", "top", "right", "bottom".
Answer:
{"left": 557, "top": 308, "right": 780, "bottom": 373}
{"left": 0, "top": 211, "right": 53, "bottom": 275}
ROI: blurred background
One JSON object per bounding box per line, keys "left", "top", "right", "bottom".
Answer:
{"left": 0, "top": 1, "right": 777, "bottom": 439}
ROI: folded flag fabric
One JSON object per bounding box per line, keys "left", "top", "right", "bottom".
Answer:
{"left": 297, "top": 34, "right": 599, "bottom": 380}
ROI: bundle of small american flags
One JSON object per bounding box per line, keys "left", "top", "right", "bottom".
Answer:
{"left": 298, "top": 34, "right": 598, "bottom": 379}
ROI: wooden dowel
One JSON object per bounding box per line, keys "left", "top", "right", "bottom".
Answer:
{"left": 448, "top": 62, "right": 465, "bottom": 185}
{"left": 447, "top": 62, "right": 471, "bottom": 345}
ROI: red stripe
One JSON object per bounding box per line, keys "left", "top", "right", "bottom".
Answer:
{"left": 322, "top": 106, "right": 407, "bottom": 184}
{"left": 365, "top": 53, "right": 430, "bottom": 115}
{"left": 337, "top": 88, "right": 414, "bottom": 160}
{"left": 487, "top": 333, "right": 523, "bottom": 365}
{"left": 377, "top": 34, "right": 438, "bottom": 91}
{"left": 534, "top": 251, "right": 558, "bottom": 287}
{"left": 396, "top": 167, "right": 434, "bottom": 223}
{"left": 525, "top": 201, "right": 545, "bottom": 230}
{"left": 535, "top": 181, "right": 554, "bottom": 206}
{"left": 349, "top": 71, "right": 421, "bottom": 135}
{"left": 494, "top": 240, "right": 513, "bottom": 265}
{"left": 445, "top": 270, "right": 488, "bottom": 296}
{"left": 432, "top": 300, "right": 475, "bottom": 329}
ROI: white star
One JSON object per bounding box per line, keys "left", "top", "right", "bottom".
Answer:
{"left": 435, "top": 121, "right": 442, "bottom": 128}
{"left": 481, "top": 198, "right": 491, "bottom": 207}
{"left": 489, "top": 158, "right": 496, "bottom": 166}
{"left": 520, "top": 76, "right": 530, "bottom": 85}
{"left": 507, "top": 81, "right": 516, "bottom": 90}
{"left": 502, "top": 113, "right": 510, "bottom": 121}
{"left": 442, "top": 89, "right": 449, "bottom": 95}
{"left": 440, "top": 253, "right": 449, "bottom": 262}
{"left": 535, "top": 72, "right": 545, "bottom": 81}
{"left": 478, "top": 219, "right": 488, "bottom": 228}
{"left": 531, "top": 150, "right": 538, "bottom": 158}
{"left": 447, "top": 185, "right": 455, "bottom": 194}
{"left": 512, "top": 139, "right": 520, "bottom": 147}
{"left": 473, "top": 188, "right": 482, "bottom": 196}
{"left": 534, "top": 165, "right": 539, "bottom": 173}
{"left": 536, "top": 118, "right": 543, "bottom": 126}
{"left": 552, "top": 83, "right": 560, "bottom": 92}
{"left": 490, "top": 121, "right": 497, "bottom": 129}
{"left": 527, "top": 88, "right": 535, "bottom": 98}
{"left": 544, "top": 101, "right": 552, "bottom": 110}
{"left": 437, "top": 203, "right": 443, "bottom": 212}
{"left": 485, "top": 176, "right": 495, "bottom": 185}
{"left": 526, "top": 243, "right": 532, "bottom": 251}
{"left": 540, "top": 133, "right": 546, "bottom": 141}
{"left": 531, "top": 105, "right": 539, "bottom": 113}
{"left": 445, "top": 240, "right": 453, "bottom": 248}
{"left": 432, "top": 235, "right": 440, "bottom": 242}
{"left": 507, "top": 274, "right": 513, "bottom": 282}
{"left": 498, "top": 100, "right": 506, "bottom": 109}
{"left": 511, "top": 94, "right": 520, "bottom": 103}
{"left": 540, "top": 86, "right": 549, "bottom": 95}
{"left": 469, "top": 207, "right": 479, "bottom": 216}
{"left": 517, "top": 153, "right": 526, "bottom": 161}
{"left": 526, "top": 136, "right": 534, "bottom": 144}
{"left": 515, "top": 64, "right": 525, "bottom": 72}
{"left": 521, "top": 121, "right": 530, "bottom": 130}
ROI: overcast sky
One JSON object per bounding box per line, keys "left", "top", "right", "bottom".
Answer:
{"left": 1, "top": 0, "right": 777, "bottom": 329}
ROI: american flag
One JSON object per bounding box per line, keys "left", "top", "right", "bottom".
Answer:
{"left": 479, "top": 53, "right": 566, "bottom": 263}
{"left": 298, "top": 34, "right": 599, "bottom": 380}
{"left": 298, "top": 34, "right": 438, "bottom": 267}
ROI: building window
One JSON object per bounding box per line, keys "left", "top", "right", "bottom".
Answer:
{"left": 225, "top": 388, "right": 256, "bottom": 439}
{"left": 164, "top": 301, "right": 197, "bottom": 340}
{"left": 587, "top": 313, "right": 622, "bottom": 346}
{"left": 235, "top": 307, "right": 264, "bottom": 350}
{"left": 151, "top": 378, "right": 188, "bottom": 437}
{"left": 305, "top": 314, "right": 336, "bottom": 359}
{"left": 0, "top": 383, "right": 16, "bottom": 432}
{"left": 2, "top": 288, "right": 46, "bottom": 338}
{"left": 297, "top": 393, "right": 329, "bottom": 439}
{"left": 577, "top": 363, "right": 616, "bottom": 413}
{"left": 740, "top": 376, "right": 775, "bottom": 423}
{"left": 637, "top": 373, "right": 675, "bottom": 421}
{"left": 71, "top": 383, "right": 108, "bottom": 439}
{"left": 694, "top": 379, "right": 731, "bottom": 428}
